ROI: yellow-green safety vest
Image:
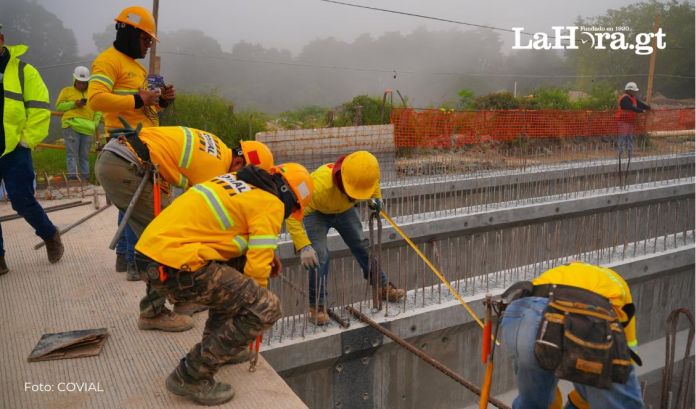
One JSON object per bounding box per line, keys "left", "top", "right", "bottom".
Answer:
{"left": 2, "top": 44, "right": 51, "bottom": 157}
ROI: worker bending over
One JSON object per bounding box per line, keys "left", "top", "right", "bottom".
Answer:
{"left": 135, "top": 163, "right": 313, "bottom": 406}
{"left": 95, "top": 124, "right": 273, "bottom": 332}
{"left": 499, "top": 261, "right": 643, "bottom": 409}
{"left": 287, "top": 150, "right": 405, "bottom": 325}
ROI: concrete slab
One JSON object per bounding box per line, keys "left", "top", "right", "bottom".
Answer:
{"left": 0, "top": 199, "right": 306, "bottom": 409}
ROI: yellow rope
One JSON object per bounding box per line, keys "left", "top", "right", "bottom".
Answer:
{"left": 380, "top": 210, "right": 486, "bottom": 329}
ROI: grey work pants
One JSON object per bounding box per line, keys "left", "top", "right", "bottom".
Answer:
{"left": 95, "top": 150, "right": 171, "bottom": 317}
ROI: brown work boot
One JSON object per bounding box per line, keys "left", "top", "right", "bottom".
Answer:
{"left": 166, "top": 359, "right": 235, "bottom": 406}
{"left": 44, "top": 232, "right": 64, "bottom": 264}
{"left": 381, "top": 282, "right": 405, "bottom": 302}
{"left": 0, "top": 257, "right": 8, "bottom": 275}
{"left": 308, "top": 306, "right": 329, "bottom": 326}
{"left": 174, "top": 302, "right": 209, "bottom": 316}
{"left": 115, "top": 253, "right": 127, "bottom": 272}
{"left": 138, "top": 308, "right": 194, "bottom": 332}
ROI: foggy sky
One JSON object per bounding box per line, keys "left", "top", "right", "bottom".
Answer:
{"left": 36, "top": 0, "right": 647, "bottom": 56}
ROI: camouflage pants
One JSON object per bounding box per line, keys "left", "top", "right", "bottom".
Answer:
{"left": 143, "top": 261, "right": 281, "bottom": 379}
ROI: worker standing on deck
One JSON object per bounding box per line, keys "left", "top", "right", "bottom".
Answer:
{"left": 134, "top": 163, "right": 313, "bottom": 406}
{"left": 498, "top": 261, "right": 643, "bottom": 409}
{"left": 95, "top": 124, "right": 274, "bottom": 332}
{"left": 88, "top": 6, "right": 176, "bottom": 278}
{"left": 55, "top": 66, "right": 102, "bottom": 181}
{"left": 0, "top": 22, "right": 64, "bottom": 275}
{"left": 616, "top": 82, "right": 651, "bottom": 159}
{"left": 286, "top": 150, "right": 405, "bottom": 325}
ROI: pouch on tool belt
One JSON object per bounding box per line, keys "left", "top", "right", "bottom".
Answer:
{"left": 533, "top": 285, "right": 632, "bottom": 389}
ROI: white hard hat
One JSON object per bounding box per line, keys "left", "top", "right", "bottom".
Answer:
{"left": 73, "top": 66, "right": 90, "bottom": 82}
{"left": 625, "top": 82, "right": 639, "bottom": 91}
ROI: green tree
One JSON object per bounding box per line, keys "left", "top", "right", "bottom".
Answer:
{"left": 567, "top": 1, "right": 694, "bottom": 99}
{"left": 160, "top": 92, "right": 267, "bottom": 147}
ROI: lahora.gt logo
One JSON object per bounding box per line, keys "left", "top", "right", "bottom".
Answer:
{"left": 512, "top": 26, "right": 666, "bottom": 55}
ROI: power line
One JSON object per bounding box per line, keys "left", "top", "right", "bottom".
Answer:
{"left": 318, "top": 0, "right": 538, "bottom": 38}
{"left": 35, "top": 60, "right": 92, "bottom": 70}
{"left": 160, "top": 50, "right": 695, "bottom": 79}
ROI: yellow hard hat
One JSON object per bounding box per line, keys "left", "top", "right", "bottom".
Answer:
{"left": 341, "top": 151, "right": 380, "bottom": 200}
{"left": 272, "top": 163, "right": 313, "bottom": 221}
{"left": 240, "top": 140, "right": 274, "bottom": 172}
{"left": 115, "top": 6, "right": 158, "bottom": 41}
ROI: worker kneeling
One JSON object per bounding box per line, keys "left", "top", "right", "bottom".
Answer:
{"left": 134, "top": 163, "right": 313, "bottom": 406}
{"left": 499, "top": 262, "right": 644, "bottom": 409}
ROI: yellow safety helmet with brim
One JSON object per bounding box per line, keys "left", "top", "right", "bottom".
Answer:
{"left": 272, "top": 163, "right": 313, "bottom": 221}
{"left": 115, "top": 6, "right": 158, "bottom": 41}
{"left": 240, "top": 140, "right": 274, "bottom": 172}
{"left": 341, "top": 151, "right": 380, "bottom": 200}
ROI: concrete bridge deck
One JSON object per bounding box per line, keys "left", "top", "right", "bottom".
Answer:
{"left": 0, "top": 199, "right": 307, "bottom": 409}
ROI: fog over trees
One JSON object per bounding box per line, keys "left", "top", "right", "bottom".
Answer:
{"left": 2, "top": 0, "right": 693, "bottom": 113}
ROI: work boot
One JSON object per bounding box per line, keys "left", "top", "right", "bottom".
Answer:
{"left": 138, "top": 308, "right": 194, "bottom": 332}
{"left": 308, "top": 306, "right": 329, "bottom": 326}
{"left": 0, "top": 257, "right": 8, "bottom": 275}
{"left": 126, "top": 263, "right": 140, "bottom": 281}
{"left": 115, "top": 254, "right": 127, "bottom": 272}
{"left": 44, "top": 232, "right": 64, "bottom": 264}
{"left": 174, "top": 302, "right": 209, "bottom": 316}
{"left": 221, "top": 349, "right": 252, "bottom": 366}
{"left": 381, "top": 282, "right": 406, "bottom": 302}
{"left": 166, "top": 358, "right": 235, "bottom": 406}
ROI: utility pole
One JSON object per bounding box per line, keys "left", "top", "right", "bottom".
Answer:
{"left": 646, "top": 15, "right": 660, "bottom": 105}
{"left": 149, "top": 0, "right": 160, "bottom": 75}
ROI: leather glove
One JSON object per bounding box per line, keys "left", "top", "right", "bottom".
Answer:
{"left": 300, "top": 245, "right": 319, "bottom": 269}
{"left": 368, "top": 198, "right": 383, "bottom": 213}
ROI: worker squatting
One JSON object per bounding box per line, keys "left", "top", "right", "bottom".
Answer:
{"left": 0, "top": 4, "right": 648, "bottom": 408}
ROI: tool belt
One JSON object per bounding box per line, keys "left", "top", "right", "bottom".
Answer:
{"left": 503, "top": 282, "right": 638, "bottom": 389}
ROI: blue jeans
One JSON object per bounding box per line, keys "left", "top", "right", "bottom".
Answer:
{"left": 305, "top": 207, "right": 387, "bottom": 306}
{"left": 499, "top": 297, "right": 644, "bottom": 409}
{"left": 617, "top": 122, "right": 635, "bottom": 157}
{"left": 64, "top": 128, "right": 92, "bottom": 180}
{"left": 116, "top": 210, "right": 137, "bottom": 263}
{"left": 0, "top": 146, "right": 58, "bottom": 256}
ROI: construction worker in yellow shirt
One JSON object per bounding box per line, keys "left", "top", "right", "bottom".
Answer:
{"left": 134, "top": 163, "right": 313, "bottom": 406}
{"left": 498, "top": 261, "right": 643, "bottom": 409}
{"left": 55, "top": 66, "right": 102, "bottom": 181}
{"left": 286, "top": 150, "right": 405, "bottom": 325}
{"left": 88, "top": 6, "right": 175, "bottom": 279}
{"left": 95, "top": 124, "right": 274, "bottom": 332}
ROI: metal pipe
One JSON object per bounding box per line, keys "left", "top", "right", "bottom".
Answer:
{"left": 34, "top": 204, "right": 112, "bottom": 249}
{"left": 108, "top": 168, "right": 152, "bottom": 250}
{"left": 0, "top": 201, "right": 90, "bottom": 222}
{"left": 346, "top": 305, "right": 511, "bottom": 409}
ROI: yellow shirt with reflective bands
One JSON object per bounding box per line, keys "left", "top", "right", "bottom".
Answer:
{"left": 135, "top": 174, "right": 283, "bottom": 288}
{"left": 139, "top": 126, "right": 233, "bottom": 189}
{"left": 286, "top": 163, "right": 381, "bottom": 250}
{"left": 88, "top": 47, "right": 158, "bottom": 131}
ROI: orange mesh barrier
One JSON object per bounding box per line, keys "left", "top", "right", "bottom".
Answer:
{"left": 391, "top": 108, "right": 695, "bottom": 149}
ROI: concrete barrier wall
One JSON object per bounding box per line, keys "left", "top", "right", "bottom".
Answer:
{"left": 265, "top": 249, "right": 695, "bottom": 408}
{"left": 256, "top": 125, "right": 396, "bottom": 178}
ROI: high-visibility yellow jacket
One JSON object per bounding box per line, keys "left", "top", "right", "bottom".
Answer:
{"left": 55, "top": 85, "right": 102, "bottom": 136}
{"left": 532, "top": 262, "right": 637, "bottom": 347}
{"left": 138, "top": 126, "right": 233, "bottom": 189}
{"left": 286, "top": 163, "right": 381, "bottom": 251}
{"left": 2, "top": 45, "right": 51, "bottom": 157}
{"left": 135, "top": 173, "right": 283, "bottom": 288}
{"left": 88, "top": 47, "right": 159, "bottom": 131}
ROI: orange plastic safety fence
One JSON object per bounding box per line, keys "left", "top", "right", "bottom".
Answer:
{"left": 391, "top": 108, "right": 695, "bottom": 149}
